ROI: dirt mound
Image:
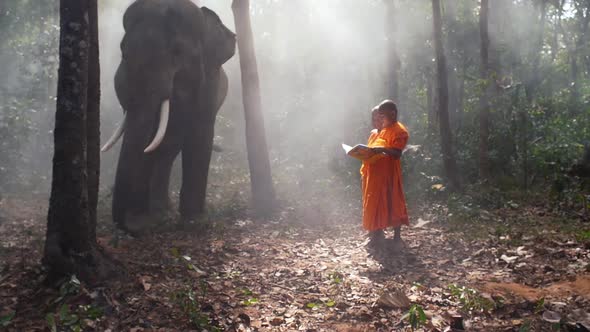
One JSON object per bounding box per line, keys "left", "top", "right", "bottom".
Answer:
{"left": 483, "top": 275, "right": 590, "bottom": 301}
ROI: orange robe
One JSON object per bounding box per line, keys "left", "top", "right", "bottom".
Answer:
{"left": 360, "top": 122, "right": 409, "bottom": 231}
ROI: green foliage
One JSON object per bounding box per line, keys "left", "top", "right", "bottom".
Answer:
{"left": 304, "top": 299, "right": 337, "bottom": 310}
{"left": 45, "top": 303, "right": 104, "bottom": 332}
{"left": 52, "top": 275, "right": 81, "bottom": 305}
{"left": 402, "top": 304, "right": 428, "bottom": 331}
{"left": 328, "top": 271, "right": 343, "bottom": 284}
{"left": 0, "top": 311, "right": 15, "bottom": 327}
{"left": 448, "top": 284, "right": 495, "bottom": 313}
{"left": 172, "top": 287, "right": 218, "bottom": 330}
{"left": 576, "top": 230, "right": 590, "bottom": 242}
{"left": 519, "top": 320, "right": 532, "bottom": 332}
{"left": 44, "top": 275, "right": 104, "bottom": 332}
{"left": 0, "top": 1, "right": 58, "bottom": 192}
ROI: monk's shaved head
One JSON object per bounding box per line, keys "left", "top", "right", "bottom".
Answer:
{"left": 377, "top": 99, "right": 398, "bottom": 121}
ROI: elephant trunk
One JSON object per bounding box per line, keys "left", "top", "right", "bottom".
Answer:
{"left": 111, "top": 95, "right": 167, "bottom": 227}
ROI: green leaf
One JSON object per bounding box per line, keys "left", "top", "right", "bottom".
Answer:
{"left": 170, "top": 247, "right": 181, "bottom": 258}
{"left": 325, "top": 300, "right": 336, "bottom": 307}
{"left": 306, "top": 302, "right": 318, "bottom": 309}
{"left": 83, "top": 305, "right": 104, "bottom": 320}
{"left": 0, "top": 312, "right": 15, "bottom": 327}
{"left": 519, "top": 320, "right": 531, "bottom": 332}
{"left": 242, "top": 298, "right": 259, "bottom": 306}
{"left": 242, "top": 289, "right": 253, "bottom": 296}
{"left": 534, "top": 297, "right": 545, "bottom": 314}
{"left": 59, "top": 304, "right": 69, "bottom": 320}
{"left": 45, "top": 313, "right": 57, "bottom": 332}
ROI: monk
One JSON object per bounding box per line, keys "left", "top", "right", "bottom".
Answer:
{"left": 360, "top": 100, "right": 409, "bottom": 247}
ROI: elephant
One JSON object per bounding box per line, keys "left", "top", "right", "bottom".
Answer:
{"left": 101, "top": 0, "right": 236, "bottom": 230}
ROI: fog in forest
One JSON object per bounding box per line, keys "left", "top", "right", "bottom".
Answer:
{"left": 0, "top": 0, "right": 586, "bottom": 219}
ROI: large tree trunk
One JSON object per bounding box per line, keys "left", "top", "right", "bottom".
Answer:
{"left": 44, "top": 0, "right": 92, "bottom": 280}
{"left": 432, "top": 0, "right": 460, "bottom": 190}
{"left": 232, "top": 0, "right": 277, "bottom": 216}
{"left": 444, "top": 0, "right": 460, "bottom": 129}
{"left": 44, "top": 0, "right": 116, "bottom": 284}
{"left": 478, "top": 0, "right": 491, "bottom": 179}
{"left": 87, "top": 0, "right": 100, "bottom": 239}
{"left": 384, "top": 0, "right": 400, "bottom": 101}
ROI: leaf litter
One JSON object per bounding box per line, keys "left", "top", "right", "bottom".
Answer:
{"left": 0, "top": 195, "right": 589, "bottom": 331}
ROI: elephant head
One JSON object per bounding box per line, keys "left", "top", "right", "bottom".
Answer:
{"left": 102, "top": 0, "right": 236, "bottom": 229}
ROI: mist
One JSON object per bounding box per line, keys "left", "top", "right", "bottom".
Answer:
{"left": 95, "top": 0, "right": 397, "bottom": 218}
{"left": 1, "top": 0, "right": 584, "bottom": 219}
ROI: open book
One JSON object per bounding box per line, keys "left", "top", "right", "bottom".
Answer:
{"left": 342, "top": 143, "right": 376, "bottom": 160}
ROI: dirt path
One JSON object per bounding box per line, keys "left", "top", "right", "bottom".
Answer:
{"left": 1, "top": 196, "right": 589, "bottom": 331}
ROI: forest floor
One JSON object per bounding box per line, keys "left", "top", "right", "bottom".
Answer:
{"left": 1, "top": 194, "right": 589, "bottom": 331}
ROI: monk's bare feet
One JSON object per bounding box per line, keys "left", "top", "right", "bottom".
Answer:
{"left": 367, "top": 229, "right": 385, "bottom": 248}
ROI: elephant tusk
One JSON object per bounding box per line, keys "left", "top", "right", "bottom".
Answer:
{"left": 101, "top": 115, "right": 127, "bottom": 152}
{"left": 144, "top": 99, "right": 170, "bottom": 153}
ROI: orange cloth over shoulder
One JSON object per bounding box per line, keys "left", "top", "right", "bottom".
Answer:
{"left": 360, "top": 122, "right": 409, "bottom": 231}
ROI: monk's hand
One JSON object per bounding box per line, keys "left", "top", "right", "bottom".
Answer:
{"left": 371, "top": 147, "right": 385, "bottom": 154}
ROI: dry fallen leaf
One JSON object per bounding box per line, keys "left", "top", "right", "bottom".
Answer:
{"left": 500, "top": 254, "right": 518, "bottom": 264}
{"left": 376, "top": 289, "right": 411, "bottom": 309}
{"left": 542, "top": 310, "right": 562, "bottom": 324}
{"left": 270, "top": 317, "right": 285, "bottom": 326}
{"left": 138, "top": 276, "right": 151, "bottom": 291}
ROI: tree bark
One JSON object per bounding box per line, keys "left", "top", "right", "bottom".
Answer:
{"left": 478, "top": 0, "right": 491, "bottom": 179}
{"left": 44, "top": 0, "right": 116, "bottom": 284}
{"left": 432, "top": 0, "right": 460, "bottom": 190}
{"left": 87, "top": 0, "right": 100, "bottom": 240}
{"left": 232, "top": 0, "right": 277, "bottom": 216}
{"left": 384, "top": 0, "right": 400, "bottom": 101}
{"left": 44, "top": 0, "right": 91, "bottom": 279}
{"left": 425, "top": 69, "right": 437, "bottom": 134}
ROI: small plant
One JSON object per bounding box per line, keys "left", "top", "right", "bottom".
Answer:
{"left": 45, "top": 304, "right": 103, "bottom": 332}
{"left": 519, "top": 320, "right": 532, "bottom": 332}
{"left": 448, "top": 284, "right": 495, "bottom": 313}
{"left": 402, "top": 304, "right": 427, "bottom": 331}
{"left": 576, "top": 229, "right": 590, "bottom": 242}
{"left": 172, "top": 287, "right": 213, "bottom": 329}
{"left": 45, "top": 275, "right": 104, "bottom": 332}
{"left": 328, "top": 271, "right": 343, "bottom": 284}
{"left": 0, "top": 312, "right": 15, "bottom": 328}
{"left": 242, "top": 297, "right": 259, "bottom": 306}
{"left": 535, "top": 297, "right": 545, "bottom": 314}
{"left": 53, "top": 275, "right": 81, "bottom": 304}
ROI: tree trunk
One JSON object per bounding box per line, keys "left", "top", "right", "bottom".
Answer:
{"left": 384, "top": 0, "right": 400, "bottom": 101}
{"left": 519, "top": 0, "right": 547, "bottom": 189}
{"left": 425, "top": 69, "right": 437, "bottom": 134}
{"left": 232, "top": 0, "right": 277, "bottom": 216}
{"left": 444, "top": 0, "right": 460, "bottom": 129}
{"left": 44, "top": 0, "right": 116, "bottom": 284}
{"left": 44, "top": 0, "right": 91, "bottom": 280}
{"left": 478, "top": 0, "right": 491, "bottom": 179}
{"left": 456, "top": 57, "right": 467, "bottom": 131}
{"left": 432, "top": 0, "right": 460, "bottom": 190}
{"left": 87, "top": 0, "right": 100, "bottom": 240}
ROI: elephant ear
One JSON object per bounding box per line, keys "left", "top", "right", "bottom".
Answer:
{"left": 164, "top": 5, "right": 204, "bottom": 62}
{"left": 200, "top": 6, "right": 236, "bottom": 66}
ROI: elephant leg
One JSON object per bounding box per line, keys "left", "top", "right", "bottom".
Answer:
{"left": 179, "top": 119, "right": 215, "bottom": 219}
{"left": 177, "top": 69, "right": 226, "bottom": 220}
